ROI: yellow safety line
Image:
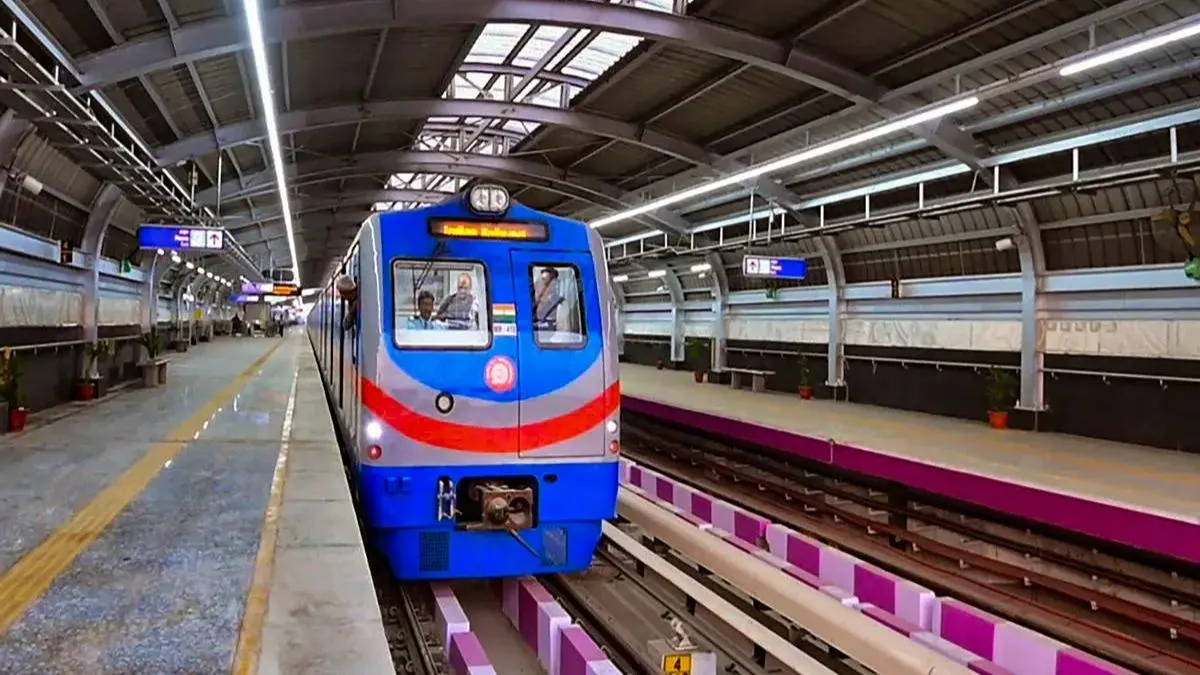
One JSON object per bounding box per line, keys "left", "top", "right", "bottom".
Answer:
{"left": 0, "top": 339, "right": 287, "bottom": 634}
{"left": 231, "top": 361, "right": 300, "bottom": 675}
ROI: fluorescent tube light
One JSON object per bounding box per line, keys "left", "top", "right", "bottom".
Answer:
{"left": 611, "top": 274, "right": 629, "bottom": 282}
{"left": 647, "top": 269, "right": 667, "bottom": 278}
{"left": 242, "top": 0, "right": 301, "bottom": 286}
{"left": 1060, "top": 20, "right": 1200, "bottom": 76}
{"left": 588, "top": 96, "right": 979, "bottom": 229}
{"left": 690, "top": 262, "right": 712, "bottom": 272}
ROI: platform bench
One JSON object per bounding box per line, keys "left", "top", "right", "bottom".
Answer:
{"left": 723, "top": 367, "right": 775, "bottom": 393}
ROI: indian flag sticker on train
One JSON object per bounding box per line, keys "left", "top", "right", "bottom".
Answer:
{"left": 484, "top": 355, "right": 516, "bottom": 394}
{"left": 491, "top": 303, "right": 517, "bottom": 336}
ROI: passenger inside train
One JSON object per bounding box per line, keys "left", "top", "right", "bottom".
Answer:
{"left": 437, "top": 272, "right": 481, "bottom": 329}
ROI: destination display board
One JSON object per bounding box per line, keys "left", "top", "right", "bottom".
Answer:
{"left": 429, "top": 219, "right": 548, "bottom": 241}
{"left": 741, "top": 254, "right": 808, "bottom": 280}
{"left": 138, "top": 224, "right": 225, "bottom": 251}
{"left": 241, "top": 282, "right": 299, "bottom": 296}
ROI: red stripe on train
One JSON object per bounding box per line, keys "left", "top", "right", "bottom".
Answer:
{"left": 360, "top": 377, "right": 620, "bottom": 453}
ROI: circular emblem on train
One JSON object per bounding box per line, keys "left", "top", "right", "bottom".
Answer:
{"left": 484, "top": 356, "right": 516, "bottom": 393}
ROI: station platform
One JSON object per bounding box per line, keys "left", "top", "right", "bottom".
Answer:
{"left": 620, "top": 364, "right": 1200, "bottom": 566}
{"left": 0, "top": 333, "right": 390, "bottom": 674}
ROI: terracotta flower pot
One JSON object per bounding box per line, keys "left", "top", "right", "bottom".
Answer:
{"left": 75, "top": 381, "right": 95, "bottom": 401}
{"left": 988, "top": 410, "right": 1009, "bottom": 429}
{"left": 8, "top": 407, "right": 28, "bottom": 432}
{"left": 693, "top": 371, "right": 704, "bottom": 383}
{"left": 799, "top": 385, "right": 813, "bottom": 400}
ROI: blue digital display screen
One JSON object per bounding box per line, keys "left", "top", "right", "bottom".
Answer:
{"left": 741, "top": 255, "right": 808, "bottom": 280}
{"left": 138, "top": 225, "right": 225, "bottom": 251}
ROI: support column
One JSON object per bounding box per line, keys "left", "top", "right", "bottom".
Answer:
{"left": 80, "top": 183, "right": 124, "bottom": 344}
{"left": 140, "top": 255, "right": 175, "bottom": 330}
{"left": 662, "top": 267, "right": 686, "bottom": 363}
{"left": 705, "top": 252, "right": 729, "bottom": 371}
{"left": 817, "top": 236, "right": 847, "bottom": 388}
{"left": 1011, "top": 205, "right": 1047, "bottom": 412}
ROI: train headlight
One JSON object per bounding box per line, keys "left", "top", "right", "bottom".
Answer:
{"left": 606, "top": 420, "right": 618, "bottom": 434}
{"left": 366, "top": 420, "right": 383, "bottom": 440}
{"left": 468, "top": 184, "right": 510, "bottom": 215}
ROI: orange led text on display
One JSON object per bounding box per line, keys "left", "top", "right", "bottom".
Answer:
{"left": 429, "top": 220, "right": 548, "bottom": 241}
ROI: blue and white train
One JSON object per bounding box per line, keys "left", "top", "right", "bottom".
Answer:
{"left": 307, "top": 184, "right": 621, "bottom": 580}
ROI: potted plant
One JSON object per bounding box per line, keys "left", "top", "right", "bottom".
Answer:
{"left": 984, "top": 367, "right": 1018, "bottom": 429}
{"left": 77, "top": 339, "right": 113, "bottom": 401}
{"left": 685, "top": 337, "right": 708, "bottom": 383}
{"left": 139, "top": 328, "right": 168, "bottom": 387}
{"left": 798, "top": 353, "right": 814, "bottom": 400}
{"left": 0, "top": 349, "right": 28, "bottom": 433}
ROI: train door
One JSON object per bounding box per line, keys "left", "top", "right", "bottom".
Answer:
{"left": 509, "top": 250, "right": 607, "bottom": 457}
{"left": 345, "top": 244, "right": 361, "bottom": 445}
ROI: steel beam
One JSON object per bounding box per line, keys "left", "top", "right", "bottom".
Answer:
{"left": 194, "top": 150, "right": 693, "bottom": 234}
{"left": 222, "top": 189, "right": 448, "bottom": 230}
{"left": 75, "top": 0, "right": 884, "bottom": 103}
{"left": 154, "top": 98, "right": 717, "bottom": 169}
{"left": 0, "top": 110, "right": 34, "bottom": 200}
{"left": 80, "top": 183, "right": 124, "bottom": 344}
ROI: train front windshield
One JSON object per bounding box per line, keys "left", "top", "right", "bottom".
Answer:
{"left": 392, "top": 259, "right": 490, "bottom": 348}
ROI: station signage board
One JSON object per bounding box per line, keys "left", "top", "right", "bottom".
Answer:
{"left": 138, "top": 224, "right": 225, "bottom": 251}
{"left": 741, "top": 254, "right": 808, "bottom": 280}
{"left": 241, "top": 281, "right": 299, "bottom": 297}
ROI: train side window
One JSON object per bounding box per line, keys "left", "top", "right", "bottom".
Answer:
{"left": 529, "top": 264, "right": 586, "bottom": 348}
{"left": 392, "top": 259, "right": 491, "bottom": 350}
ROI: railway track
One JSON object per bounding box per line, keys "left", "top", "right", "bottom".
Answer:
{"left": 622, "top": 415, "right": 1200, "bottom": 675}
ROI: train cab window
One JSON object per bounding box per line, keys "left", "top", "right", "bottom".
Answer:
{"left": 530, "top": 264, "right": 586, "bottom": 348}
{"left": 393, "top": 260, "right": 491, "bottom": 349}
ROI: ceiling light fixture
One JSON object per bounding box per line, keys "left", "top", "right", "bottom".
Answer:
{"left": 241, "top": 0, "right": 301, "bottom": 286}
{"left": 588, "top": 96, "right": 980, "bottom": 229}
{"left": 1060, "top": 19, "right": 1200, "bottom": 77}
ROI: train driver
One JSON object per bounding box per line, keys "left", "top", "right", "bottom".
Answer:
{"left": 406, "top": 291, "right": 445, "bottom": 330}
{"left": 534, "top": 267, "right": 563, "bottom": 332}
{"left": 436, "top": 272, "right": 480, "bottom": 329}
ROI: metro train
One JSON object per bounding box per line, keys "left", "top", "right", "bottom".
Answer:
{"left": 306, "top": 184, "right": 621, "bottom": 581}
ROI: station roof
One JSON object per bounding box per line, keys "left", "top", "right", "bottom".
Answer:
{"left": 0, "top": 0, "right": 1198, "bottom": 291}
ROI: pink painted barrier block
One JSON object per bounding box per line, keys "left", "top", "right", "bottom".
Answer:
{"left": 537, "top": 599, "right": 573, "bottom": 673}
{"left": 1057, "top": 649, "right": 1140, "bottom": 675}
{"left": 934, "top": 598, "right": 999, "bottom": 661}
{"left": 860, "top": 604, "right": 922, "bottom": 637}
{"left": 431, "top": 583, "right": 471, "bottom": 647}
{"left": 628, "top": 464, "right": 644, "bottom": 489}
{"left": 852, "top": 562, "right": 936, "bottom": 629}
{"left": 690, "top": 491, "right": 714, "bottom": 524}
{"left": 994, "top": 621, "right": 1060, "bottom": 675}
{"left": 765, "top": 523, "right": 821, "bottom": 575}
{"left": 516, "top": 579, "right": 557, "bottom": 651}
{"left": 817, "top": 547, "right": 857, "bottom": 593}
{"left": 618, "top": 459, "right": 631, "bottom": 485}
{"left": 448, "top": 632, "right": 497, "bottom": 675}
{"left": 559, "top": 625, "right": 618, "bottom": 675}
{"left": 496, "top": 578, "right": 520, "bottom": 626}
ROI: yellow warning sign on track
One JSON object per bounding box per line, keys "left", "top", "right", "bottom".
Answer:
{"left": 662, "top": 653, "right": 692, "bottom": 674}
